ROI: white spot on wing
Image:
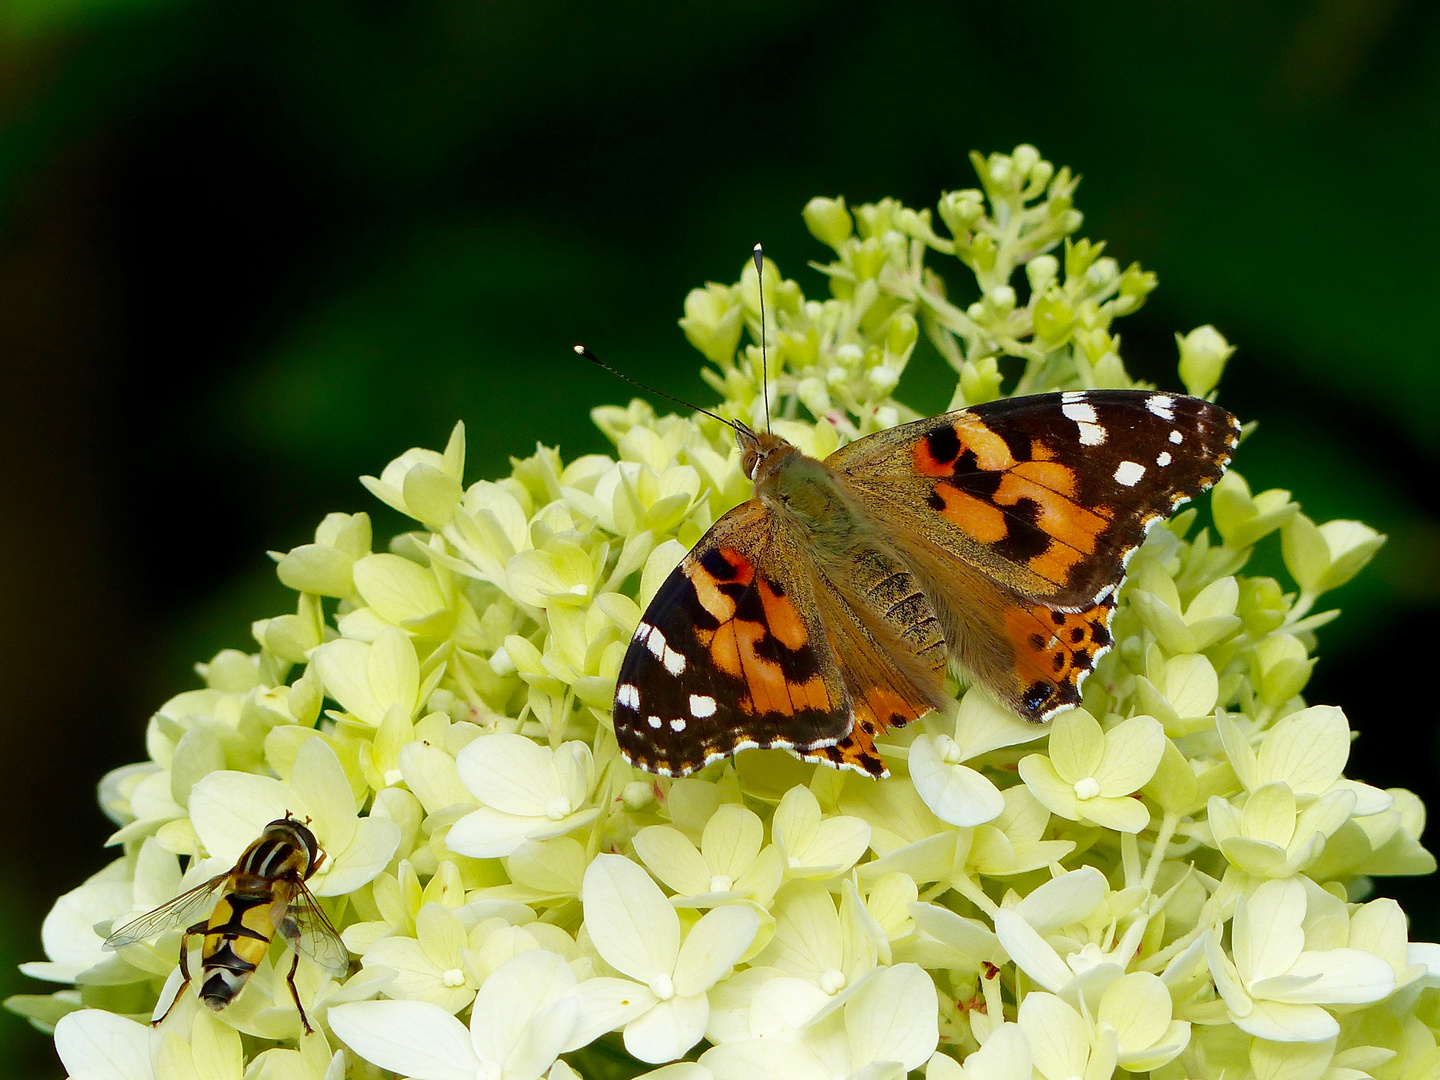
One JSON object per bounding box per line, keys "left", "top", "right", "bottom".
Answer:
{"left": 647, "top": 715, "right": 662, "bottom": 729}
{"left": 1114, "top": 460, "right": 1146, "bottom": 487}
{"left": 1156, "top": 451, "right": 1172, "bottom": 467}
{"left": 634, "top": 621, "right": 652, "bottom": 641}
{"left": 1061, "top": 390, "right": 1086, "bottom": 404}
{"left": 663, "top": 649, "right": 686, "bottom": 675}
{"left": 1077, "top": 422, "right": 1106, "bottom": 446}
{"left": 670, "top": 718, "right": 687, "bottom": 732}
{"left": 1062, "top": 401, "right": 1098, "bottom": 424}
{"left": 1146, "top": 394, "right": 1175, "bottom": 420}
{"left": 1169, "top": 430, "right": 1183, "bottom": 444}
{"left": 617, "top": 683, "right": 640, "bottom": 709}
{"left": 646, "top": 625, "right": 686, "bottom": 674}
{"left": 689, "top": 694, "right": 717, "bottom": 718}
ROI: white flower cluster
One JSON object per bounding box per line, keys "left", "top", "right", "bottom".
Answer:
{"left": 10, "top": 149, "right": 1437, "bottom": 1080}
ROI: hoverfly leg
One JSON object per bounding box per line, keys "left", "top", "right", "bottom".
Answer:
{"left": 153, "top": 921, "right": 207, "bottom": 1026}
{"left": 286, "top": 950, "right": 314, "bottom": 1035}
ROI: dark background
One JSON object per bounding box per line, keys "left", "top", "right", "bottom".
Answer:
{"left": 2, "top": 1, "right": 1437, "bottom": 1074}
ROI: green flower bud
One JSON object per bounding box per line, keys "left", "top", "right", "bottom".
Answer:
{"left": 958, "top": 355, "right": 1003, "bottom": 405}
{"left": 1251, "top": 632, "right": 1314, "bottom": 706}
{"left": 803, "top": 195, "right": 853, "bottom": 250}
{"left": 1282, "top": 514, "right": 1386, "bottom": 596}
{"left": 1032, "top": 288, "right": 1075, "bottom": 347}
{"left": 1211, "top": 471, "right": 1300, "bottom": 549}
{"left": 938, "top": 189, "right": 985, "bottom": 238}
{"left": 1176, "top": 324, "right": 1235, "bottom": 397}
{"left": 852, "top": 236, "right": 887, "bottom": 281}
{"left": 1026, "top": 254, "right": 1059, "bottom": 294}
{"left": 1065, "top": 237, "right": 1105, "bottom": 280}
{"left": 885, "top": 312, "right": 919, "bottom": 358}
{"left": 679, "top": 283, "right": 743, "bottom": 365}
{"left": 1238, "top": 576, "right": 1288, "bottom": 637}
{"left": 1111, "top": 263, "right": 1157, "bottom": 315}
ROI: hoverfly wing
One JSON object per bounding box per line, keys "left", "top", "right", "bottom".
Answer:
{"left": 275, "top": 881, "right": 349, "bottom": 978}
{"left": 103, "top": 873, "right": 230, "bottom": 949}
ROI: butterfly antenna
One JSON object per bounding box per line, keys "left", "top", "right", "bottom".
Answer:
{"left": 573, "top": 344, "right": 739, "bottom": 432}
{"left": 753, "top": 242, "right": 771, "bottom": 433}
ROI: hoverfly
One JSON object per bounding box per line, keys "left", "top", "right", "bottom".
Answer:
{"left": 105, "top": 814, "right": 349, "bottom": 1033}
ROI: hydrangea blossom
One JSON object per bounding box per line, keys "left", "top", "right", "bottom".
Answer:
{"left": 9, "top": 145, "right": 1437, "bottom": 1080}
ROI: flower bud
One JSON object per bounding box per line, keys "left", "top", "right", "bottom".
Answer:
{"left": 1025, "top": 254, "right": 1059, "bottom": 294}
{"left": 679, "top": 283, "right": 744, "bottom": 365}
{"left": 938, "top": 189, "right": 985, "bottom": 238}
{"left": 959, "top": 355, "right": 1003, "bottom": 405}
{"left": 1176, "top": 325, "right": 1235, "bottom": 397}
{"left": 803, "top": 195, "right": 853, "bottom": 250}
{"left": 1032, "top": 289, "right": 1074, "bottom": 347}
{"left": 1251, "top": 632, "right": 1313, "bottom": 706}
{"left": 1238, "top": 576, "right": 1287, "bottom": 637}
{"left": 885, "top": 312, "right": 919, "bottom": 357}
{"left": 1282, "top": 514, "right": 1386, "bottom": 596}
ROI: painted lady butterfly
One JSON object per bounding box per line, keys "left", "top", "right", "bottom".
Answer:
{"left": 605, "top": 268, "right": 1240, "bottom": 780}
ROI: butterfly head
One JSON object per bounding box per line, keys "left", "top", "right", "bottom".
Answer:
{"left": 736, "top": 422, "right": 798, "bottom": 485}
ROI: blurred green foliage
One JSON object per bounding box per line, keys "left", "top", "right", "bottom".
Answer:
{"left": 1, "top": 1, "right": 1436, "bottom": 1075}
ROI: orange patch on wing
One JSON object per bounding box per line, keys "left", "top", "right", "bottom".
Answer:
{"left": 956, "top": 419, "right": 1017, "bottom": 472}
{"left": 758, "top": 579, "right": 807, "bottom": 651}
{"left": 859, "top": 684, "right": 930, "bottom": 733}
{"left": 1003, "top": 603, "right": 1109, "bottom": 688}
{"left": 932, "top": 484, "right": 1009, "bottom": 542}
{"left": 913, "top": 431, "right": 958, "bottom": 476}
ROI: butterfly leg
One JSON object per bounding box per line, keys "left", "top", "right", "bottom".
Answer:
{"left": 152, "top": 920, "right": 208, "bottom": 1026}
{"left": 285, "top": 950, "right": 314, "bottom": 1035}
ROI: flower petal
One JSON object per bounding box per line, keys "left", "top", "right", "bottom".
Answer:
{"left": 624, "top": 994, "right": 710, "bottom": 1064}
{"left": 456, "top": 733, "right": 560, "bottom": 816}
{"left": 189, "top": 772, "right": 303, "bottom": 864}
{"left": 568, "top": 977, "right": 656, "bottom": 1051}
{"left": 471, "top": 951, "right": 578, "bottom": 1078}
{"left": 329, "top": 999, "right": 479, "bottom": 1080}
{"left": 909, "top": 739, "right": 1004, "bottom": 828}
{"left": 290, "top": 737, "right": 358, "bottom": 853}
{"left": 55, "top": 1010, "right": 158, "bottom": 1080}
{"left": 673, "top": 905, "right": 760, "bottom": 997}
{"left": 318, "top": 815, "right": 400, "bottom": 895}
{"left": 1017, "top": 993, "right": 1089, "bottom": 1080}
{"left": 583, "top": 854, "right": 681, "bottom": 983}
{"left": 843, "top": 962, "right": 939, "bottom": 1071}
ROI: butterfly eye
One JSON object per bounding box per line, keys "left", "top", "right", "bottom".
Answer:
{"left": 742, "top": 450, "right": 761, "bottom": 481}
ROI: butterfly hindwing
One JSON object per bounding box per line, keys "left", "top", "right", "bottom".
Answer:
{"left": 613, "top": 499, "right": 852, "bottom": 776}
{"left": 830, "top": 390, "right": 1240, "bottom": 609}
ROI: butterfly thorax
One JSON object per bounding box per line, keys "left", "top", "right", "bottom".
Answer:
{"left": 742, "top": 429, "right": 867, "bottom": 555}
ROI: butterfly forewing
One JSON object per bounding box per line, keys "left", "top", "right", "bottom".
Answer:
{"left": 830, "top": 390, "right": 1239, "bottom": 609}
{"left": 613, "top": 499, "right": 853, "bottom": 776}
{"left": 103, "top": 874, "right": 230, "bottom": 948}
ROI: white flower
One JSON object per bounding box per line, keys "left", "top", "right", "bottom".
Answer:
{"left": 699, "top": 962, "right": 939, "bottom": 1080}
{"left": 909, "top": 688, "right": 1045, "bottom": 827}
{"left": 330, "top": 950, "right": 583, "bottom": 1080}
{"left": 446, "top": 735, "right": 598, "bottom": 858}
{"left": 633, "top": 803, "right": 783, "bottom": 908}
{"left": 578, "top": 854, "right": 759, "bottom": 1063}
{"left": 771, "top": 785, "right": 871, "bottom": 881}
{"left": 1018, "top": 710, "right": 1165, "bottom": 833}
{"left": 1205, "top": 877, "right": 1395, "bottom": 1041}
{"left": 188, "top": 737, "right": 400, "bottom": 896}
{"left": 754, "top": 881, "right": 877, "bottom": 996}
